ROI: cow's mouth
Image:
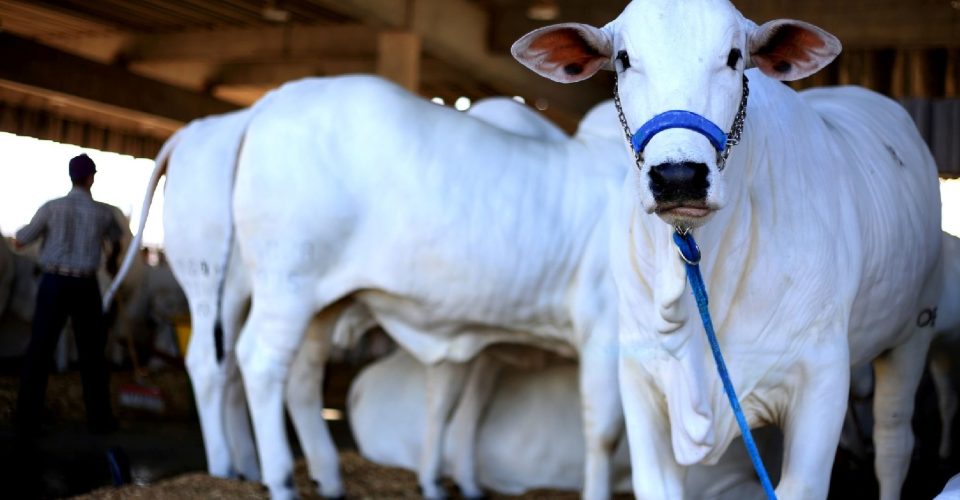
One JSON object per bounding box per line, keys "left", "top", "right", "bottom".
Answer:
{"left": 652, "top": 201, "right": 717, "bottom": 228}
{"left": 655, "top": 201, "right": 714, "bottom": 219}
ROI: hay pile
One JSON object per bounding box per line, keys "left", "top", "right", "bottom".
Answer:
{"left": 76, "top": 451, "right": 602, "bottom": 499}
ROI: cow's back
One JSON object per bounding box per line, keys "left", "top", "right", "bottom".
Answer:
{"left": 801, "top": 85, "right": 943, "bottom": 363}
{"left": 234, "top": 76, "right": 615, "bottom": 361}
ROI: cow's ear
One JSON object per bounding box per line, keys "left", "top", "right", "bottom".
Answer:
{"left": 512, "top": 23, "right": 613, "bottom": 83}
{"left": 747, "top": 19, "right": 841, "bottom": 81}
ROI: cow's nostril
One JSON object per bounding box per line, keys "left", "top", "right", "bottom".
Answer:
{"left": 649, "top": 162, "right": 709, "bottom": 203}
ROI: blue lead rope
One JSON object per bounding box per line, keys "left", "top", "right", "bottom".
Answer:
{"left": 672, "top": 230, "right": 777, "bottom": 500}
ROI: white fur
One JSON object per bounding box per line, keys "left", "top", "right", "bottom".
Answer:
{"left": 514, "top": 1, "right": 941, "bottom": 499}
{"left": 233, "top": 76, "right": 628, "bottom": 500}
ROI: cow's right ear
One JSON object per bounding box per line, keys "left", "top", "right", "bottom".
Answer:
{"left": 512, "top": 23, "right": 613, "bottom": 83}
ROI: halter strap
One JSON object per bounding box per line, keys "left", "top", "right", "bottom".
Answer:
{"left": 614, "top": 73, "right": 749, "bottom": 171}
{"left": 632, "top": 110, "right": 727, "bottom": 153}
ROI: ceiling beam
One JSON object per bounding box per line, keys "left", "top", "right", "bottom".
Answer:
{"left": 210, "top": 58, "right": 377, "bottom": 87}
{"left": 311, "top": 0, "right": 610, "bottom": 118}
{"left": 0, "top": 32, "right": 238, "bottom": 126}
{"left": 120, "top": 23, "right": 378, "bottom": 63}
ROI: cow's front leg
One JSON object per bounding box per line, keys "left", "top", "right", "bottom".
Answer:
{"left": 776, "top": 346, "right": 849, "bottom": 500}
{"left": 237, "top": 292, "right": 315, "bottom": 500}
{"left": 621, "top": 357, "right": 685, "bottom": 499}
{"left": 420, "top": 360, "right": 470, "bottom": 499}
{"left": 873, "top": 327, "right": 934, "bottom": 500}
{"left": 580, "top": 337, "right": 623, "bottom": 500}
{"left": 286, "top": 316, "right": 343, "bottom": 498}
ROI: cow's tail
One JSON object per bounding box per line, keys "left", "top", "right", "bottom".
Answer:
{"left": 102, "top": 129, "right": 183, "bottom": 311}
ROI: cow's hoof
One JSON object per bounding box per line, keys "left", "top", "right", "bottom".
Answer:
{"left": 417, "top": 482, "right": 449, "bottom": 500}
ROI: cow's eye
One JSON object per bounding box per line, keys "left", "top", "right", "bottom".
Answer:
{"left": 615, "top": 50, "right": 631, "bottom": 72}
{"left": 726, "top": 48, "right": 742, "bottom": 70}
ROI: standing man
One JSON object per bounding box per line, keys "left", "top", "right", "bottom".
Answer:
{"left": 14, "top": 153, "right": 122, "bottom": 436}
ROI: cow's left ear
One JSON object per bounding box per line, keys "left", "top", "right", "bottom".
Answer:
{"left": 747, "top": 19, "right": 841, "bottom": 81}
{"left": 512, "top": 23, "right": 613, "bottom": 83}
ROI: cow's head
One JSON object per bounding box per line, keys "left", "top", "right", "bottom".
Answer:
{"left": 512, "top": 0, "right": 840, "bottom": 230}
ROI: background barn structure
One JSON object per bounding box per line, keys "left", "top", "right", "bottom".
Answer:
{"left": 0, "top": 0, "right": 957, "bottom": 171}
{"left": 1, "top": 1, "right": 960, "bottom": 499}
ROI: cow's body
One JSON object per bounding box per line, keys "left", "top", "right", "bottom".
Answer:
{"left": 154, "top": 109, "right": 265, "bottom": 483}
{"left": 111, "top": 95, "right": 620, "bottom": 498}
{"left": 613, "top": 72, "right": 941, "bottom": 500}
{"left": 233, "top": 75, "right": 626, "bottom": 499}
{"left": 511, "top": 1, "right": 942, "bottom": 498}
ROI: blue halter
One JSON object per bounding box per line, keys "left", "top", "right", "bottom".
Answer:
{"left": 614, "top": 74, "right": 749, "bottom": 171}
{"left": 631, "top": 110, "right": 728, "bottom": 154}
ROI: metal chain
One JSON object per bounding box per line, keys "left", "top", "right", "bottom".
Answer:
{"left": 613, "top": 73, "right": 644, "bottom": 169}
{"left": 718, "top": 74, "right": 750, "bottom": 170}
{"left": 613, "top": 73, "right": 750, "bottom": 172}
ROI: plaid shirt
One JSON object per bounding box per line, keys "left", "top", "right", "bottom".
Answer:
{"left": 15, "top": 187, "right": 123, "bottom": 274}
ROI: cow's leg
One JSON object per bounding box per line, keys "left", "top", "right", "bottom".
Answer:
{"left": 184, "top": 311, "right": 239, "bottom": 479}
{"left": 420, "top": 360, "right": 470, "bottom": 499}
{"left": 286, "top": 314, "right": 344, "bottom": 498}
{"left": 872, "top": 328, "right": 933, "bottom": 500}
{"left": 219, "top": 284, "right": 260, "bottom": 482}
{"left": 579, "top": 337, "right": 623, "bottom": 500}
{"left": 775, "top": 347, "right": 849, "bottom": 499}
{"left": 237, "top": 289, "right": 317, "bottom": 500}
{"left": 447, "top": 353, "right": 502, "bottom": 499}
{"left": 929, "top": 349, "right": 956, "bottom": 459}
{"left": 621, "top": 358, "right": 684, "bottom": 499}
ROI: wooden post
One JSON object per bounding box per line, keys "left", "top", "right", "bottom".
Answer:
{"left": 907, "top": 49, "right": 929, "bottom": 98}
{"left": 377, "top": 31, "right": 421, "bottom": 93}
{"left": 946, "top": 48, "right": 958, "bottom": 98}
{"left": 890, "top": 49, "right": 907, "bottom": 98}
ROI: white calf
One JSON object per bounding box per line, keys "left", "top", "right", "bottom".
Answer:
{"left": 513, "top": 1, "right": 942, "bottom": 498}
{"left": 350, "top": 349, "right": 783, "bottom": 499}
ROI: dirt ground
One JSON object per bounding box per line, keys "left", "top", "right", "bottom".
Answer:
{"left": 0, "top": 362, "right": 957, "bottom": 499}
{"left": 76, "top": 451, "right": 601, "bottom": 500}
{"left": 0, "top": 365, "right": 611, "bottom": 499}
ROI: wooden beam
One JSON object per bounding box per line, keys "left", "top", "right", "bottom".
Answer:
{"left": 312, "top": 0, "right": 609, "bottom": 117}
{"left": 120, "top": 24, "right": 378, "bottom": 63}
{"left": 0, "top": 32, "right": 238, "bottom": 125}
{"left": 211, "top": 58, "right": 377, "bottom": 87}
{"left": 377, "top": 31, "right": 421, "bottom": 92}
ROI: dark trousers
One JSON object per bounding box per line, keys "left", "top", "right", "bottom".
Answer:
{"left": 16, "top": 273, "right": 114, "bottom": 432}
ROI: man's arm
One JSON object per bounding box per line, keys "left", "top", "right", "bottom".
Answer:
{"left": 14, "top": 203, "right": 49, "bottom": 249}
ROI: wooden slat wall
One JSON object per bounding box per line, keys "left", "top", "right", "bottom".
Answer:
{"left": 0, "top": 102, "right": 164, "bottom": 158}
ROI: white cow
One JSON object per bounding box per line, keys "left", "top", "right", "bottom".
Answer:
{"left": 350, "top": 348, "right": 784, "bottom": 499}
{"left": 232, "top": 75, "right": 629, "bottom": 500}
{"left": 512, "top": 1, "right": 942, "bottom": 499}
{"left": 107, "top": 109, "right": 281, "bottom": 485}
{"left": 108, "top": 96, "right": 608, "bottom": 498}
{"left": 937, "top": 473, "right": 960, "bottom": 500}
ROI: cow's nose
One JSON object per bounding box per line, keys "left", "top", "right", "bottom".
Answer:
{"left": 649, "top": 161, "right": 709, "bottom": 203}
